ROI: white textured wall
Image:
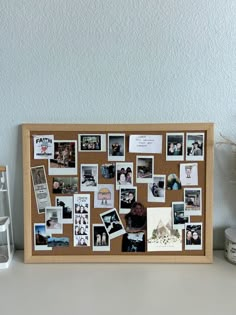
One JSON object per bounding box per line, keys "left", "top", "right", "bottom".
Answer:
{"left": 0, "top": 0, "right": 235, "bottom": 249}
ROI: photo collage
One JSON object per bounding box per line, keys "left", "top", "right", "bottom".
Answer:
{"left": 32, "top": 132, "right": 205, "bottom": 254}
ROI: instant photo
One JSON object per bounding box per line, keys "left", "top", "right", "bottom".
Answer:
{"left": 136, "top": 156, "right": 154, "bottom": 183}
{"left": 184, "top": 188, "right": 202, "bottom": 216}
{"left": 100, "top": 208, "right": 126, "bottom": 239}
{"left": 108, "top": 134, "right": 125, "bottom": 161}
{"left": 186, "top": 133, "right": 204, "bottom": 161}
{"left": 80, "top": 164, "right": 98, "bottom": 192}
{"left": 166, "top": 133, "right": 184, "bottom": 161}
{"left": 185, "top": 223, "right": 203, "bottom": 250}
{"left": 55, "top": 196, "right": 73, "bottom": 224}
{"left": 122, "top": 232, "right": 145, "bottom": 252}
{"left": 123, "top": 202, "right": 147, "bottom": 232}
{"left": 48, "top": 140, "right": 77, "bottom": 175}
{"left": 116, "top": 162, "right": 133, "bottom": 190}
{"left": 172, "top": 202, "right": 189, "bottom": 229}
{"left": 45, "top": 206, "right": 63, "bottom": 234}
{"left": 33, "top": 135, "right": 54, "bottom": 159}
{"left": 94, "top": 184, "right": 114, "bottom": 209}
{"left": 47, "top": 237, "right": 69, "bottom": 247}
{"left": 147, "top": 207, "right": 182, "bottom": 251}
{"left": 34, "top": 224, "right": 51, "bottom": 251}
{"left": 147, "top": 175, "right": 166, "bottom": 202}
{"left": 100, "top": 163, "right": 115, "bottom": 179}
{"left": 167, "top": 173, "right": 182, "bottom": 190}
{"left": 78, "top": 134, "right": 106, "bottom": 152}
{"left": 119, "top": 187, "right": 137, "bottom": 214}
{"left": 93, "top": 224, "right": 110, "bottom": 251}
{"left": 52, "top": 177, "right": 78, "bottom": 194}
{"left": 179, "top": 163, "right": 198, "bottom": 186}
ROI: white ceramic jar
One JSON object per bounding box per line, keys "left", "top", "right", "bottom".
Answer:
{"left": 225, "top": 228, "right": 236, "bottom": 264}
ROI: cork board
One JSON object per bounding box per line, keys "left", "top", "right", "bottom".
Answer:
{"left": 22, "top": 123, "right": 214, "bottom": 263}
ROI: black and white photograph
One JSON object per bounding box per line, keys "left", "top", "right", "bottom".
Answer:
{"left": 93, "top": 224, "right": 110, "bottom": 251}
{"left": 45, "top": 206, "right": 63, "bottom": 234}
{"left": 74, "top": 235, "right": 89, "bottom": 246}
{"left": 122, "top": 232, "right": 145, "bottom": 252}
{"left": 52, "top": 177, "right": 78, "bottom": 194}
{"left": 73, "top": 194, "right": 90, "bottom": 247}
{"left": 186, "top": 133, "right": 204, "bottom": 161}
{"left": 166, "top": 133, "right": 184, "bottom": 161}
{"left": 74, "top": 224, "right": 89, "bottom": 236}
{"left": 55, "top": 196, "right": 73, "bottom": 224}
{"left": 33, "top": 135, "right": 54, "bottom": 159}
{"left": 100, "top": 163, "right": 115, "bottom": 179}
{"left": 34, "top": 223, "right": 51, "bottom": 251}
{"left": 75, "top": 214, "right": 88, "bottom": 225}
{"left": 108, "top": 133, "right": 125, "bottom": 161}
{"left": 78, "top": 134, "right": 106, "bottom": 152}
{"left": 119, "top": 187, "right": 137, "bottom": 214}
{"left": 184, "top": 188, "right": 202, "bottom": 216}
{"left": 116, "top": 162, "right": 133, "bottom": 190}
{"left": 185, "top": 223, "right": 203, "bottom": 250}
{"left": 179, "top": 163, "right": 198, "bottom": 186}
{"left": 100, "top": 208, "right": 126, "bottom": 239}
{"left": 94, "top": 184, "right": 114, "bottom": 209}
{"left": 147, "top": 207, "right": 182, "bottom": 252}
{"left": 136, "top": 155, "right": 154, "bottom": 183}
{"left": 47, "top": 237, "right": 69, "bottom": 247}
{"left": 0, "top": 171, "right": 7, "bottom": 191}
{"left": 80, "top": 164, "right": 98, "bottom": 192}
{"left": 172, "top": 202, "right": 189, "bottom": 229}
{"left": 48, "top": 140, "right": 77, "bottom": 175}
{"left": 167, "top": 173, "right": 182, "bottom": 190}
{"left": 147, "top": 175, "right": 166, "bottom": 202}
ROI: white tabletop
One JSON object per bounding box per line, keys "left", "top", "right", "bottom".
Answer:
{"left": 0, "top": 251, "right": 235, "bottom": 315}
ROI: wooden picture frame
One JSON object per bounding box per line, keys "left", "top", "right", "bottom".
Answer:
{"left": 22, "top": 123, "right": 214, "bottom": 263}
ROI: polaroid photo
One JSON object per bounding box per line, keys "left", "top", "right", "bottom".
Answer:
{"left": 80, "top": 164, "right": 98, "bottom": 192}
{"left": 33, "top": 135, "right": 54, "bottom": 159}
{"left": 179, "top": 163, "right": 198, "bottom": 186}
{"left": 34, "top": 223, "right": 51, "bottom": 251}
{"left": 93, "top": 224, "right": 110, "bottom": 251}
{"left": 45, "top": 206, "right": 63, "bottom": 234}
{"left": 119, "top": 186, "right": 137, "bottom": 214}
{"left": 100, "top": 163, "right": 116, "bottom": 179}
{"left": 31, "top": 165, "right": 51, "bottom": 214}
{"left": 122, "top": 232, "right": 145, "bottom": 252}
{"left": 116, "top": 162, "right": 133, "bottom": 190}
{"left": 136, "top": 155, "right": 154, "bottom": 183}
{"left": 147, "top": 207, "right": 182, "bottom": 251}
{"left": 166, "top": 133, "right": 184, "bottom": 161}
{"left": 129, "top": 135, "right": 162, "bottom": 154}
{"left": 172, "top": 202, "right": 189, "bottom": 229}
{"left": 108, "top": 133, "right": 125, "bottom": 161}
{"left": 167, "top": 173, "right": 182, "bottom": 190}
{"left": 53, "top": 177, "right": 78, "bottom": 194}
{"left": 184, "top": 188, "right": 202, "bottom": 216}
{"left": 0, "top": 171, "right": 7, "bottom": 191}
{"left": 94, "top": 184, "right": 114, "bottom": 209}
{"left": 48, "top": 140, "right": 77, "bottom": 175}
{"left": 147, "top": 175, "right": 166, "bottom": 202}
{"left": 123, "top": 202, "right": 147, "bottom": 231}
{"left": 185, "top": 223, "right": 203, "bottom": 250}
{"left": 100, "top": 208, "right": 126, "bottom": 240}
{"left": 186, "top": 133, "right": 204, "bottom": 161}
{"left": 74, "top": 235, "right": 89, "bottom": 247}
{"left": 78, "top": 134, "right": 106, "bottom": 152}
{"left": 47, "top": 237, "right": 69, "bottom": 247}
{"left": 55, "top": 196, "right": 73, "bottom": 224}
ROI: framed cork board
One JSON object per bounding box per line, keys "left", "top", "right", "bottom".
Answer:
{"left": 22, "top": 123, "right": 214, "bottom": 263}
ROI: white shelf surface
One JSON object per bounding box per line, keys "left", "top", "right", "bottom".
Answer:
{"left": 0, "top": 251, "right": 236, "bottom": 315}
{"left": 0, "top": 216, "right": 10, "bottom": 232}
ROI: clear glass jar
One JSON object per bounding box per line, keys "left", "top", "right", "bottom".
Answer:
{"left": 225, "top": 228, "right": 236, "bottom": 264}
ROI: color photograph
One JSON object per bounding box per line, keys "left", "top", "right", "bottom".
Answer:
{"left": 136, "top": 156, "right": 154, "bottom": 183}
{"left": 186, "top": 133, "right": 204, "bottom": 161}
{"left": 108, "top": 134, "right": 125, "bottom": 161}
{"left": 166, "top": 133, "right": 184, "bottom": 161}
{"left": 78, "top": 134, "right": 106, "bottom": 152}
{"left": 147, "top": 175, "right": 166, "bottom": 202}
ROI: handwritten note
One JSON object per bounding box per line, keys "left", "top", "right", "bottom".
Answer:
{"left": 129, "top": 135, "right": 162, "bottom": 153}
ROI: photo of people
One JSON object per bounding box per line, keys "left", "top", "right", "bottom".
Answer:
{"left": 78, "top": 134, "right": 106, "bottom": 152}
{"left": 73, "top": 194, "right": 90, "bottom": 247}
{"left": 186, "top": 133, "right": 204, "bottom": 161}
{"left": 100, "top": 208, "right": 125, "bottom": 239}
{"left": 74, "top": 224, "right": 88, "bottom": 236}
{"left": 124, "top": 202, "right": 147, "bottom": 232}
{"left": 179, "top": 163, "right": 198, "bottom": 186}
{"left": 75, "top": 235, "right": 89, "bottom": 246}
{"left": 55, "top": 196, "right": 73, "bottom": 224}
{"left": 94, "top": 184, "right": 114, "bottom": 208}
{"left": 75, "top": 214, "right": 88, "bottom": 225}
{"left": 34, "top": 223, "right": 51, "bottom": 251}
{"left": 116, "top": 162, "right": 133, "bottom": 190}
{"left": 136, "top": 156, "right": 154, "bottom": 183}
{"left": 167, "top": 173, "right": 182, "bottom": 190}
{"left": 80, "top": 164, "right": 98, "bottom": 192}
{"left": 166, "top": 133, "right": 184, "bottom": 161}
{"left": 45, "top": 206, "right": 63, "bottom": 234}
{"left": 52, "top": 177, "right": 78, "bottom": 194}
{"left": 48, "top": 140, "right": 77, "bottom": 175}
{"left": 108, "top": 134, "right": 125, "bottom": 161}
{"left": 147, "top": 175, "right": 166, "bottom": 202}
{"left": 100, "top": 163, "right": 115, "bottom": 179}
{"left": 185, "top": 223, "right": 202, "bottom": 250}
{"left": 119, "top": 187, "right": 137, "bottom": 214}
{"left": 122, "top": 232, "right": 145, "bottom": 252}
{"left": 184, "top": 188, "right": 202, "bottom": 216}
{"left": 93, "top": 224, "right": 110, "bottom": 251}
{"left": 172, "top": 202, "right": 189, "bottom": 229}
